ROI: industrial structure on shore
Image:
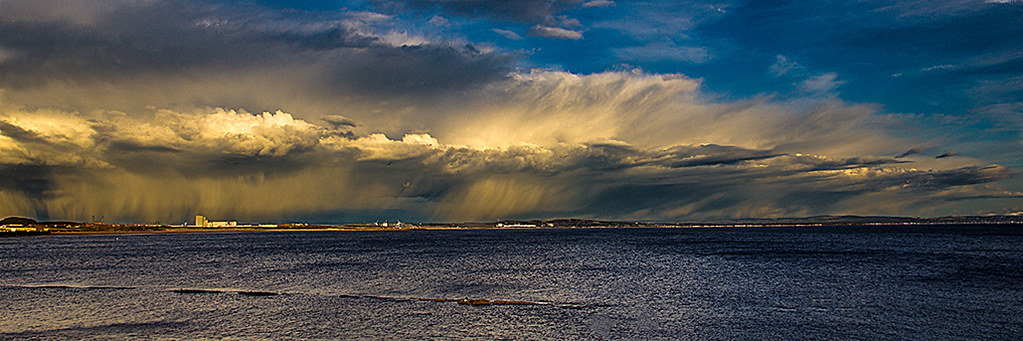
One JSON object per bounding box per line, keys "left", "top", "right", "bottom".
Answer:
{"left": 194, "top": 215, "right": 277, "bottom": 228}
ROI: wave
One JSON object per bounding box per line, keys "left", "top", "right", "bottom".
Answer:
{"left": 7, "top": 284, "right": 136, "bottom": 290}
{"left": 170, "top": 288, "right": 224, "bottom": 294}
{"left": 4, "top": 283, "right": 602, "bottom": 308}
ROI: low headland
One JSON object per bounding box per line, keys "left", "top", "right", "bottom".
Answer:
{"left": 2, "top": 214, "right": 1022, "bottom": 237}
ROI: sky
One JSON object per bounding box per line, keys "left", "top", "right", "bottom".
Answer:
{"left": 0, "top": 0, "right": 1021, "bottom": 223}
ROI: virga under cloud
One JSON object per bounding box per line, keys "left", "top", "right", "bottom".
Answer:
{"left": 0, "top": 0, "right": 1020, "bottom": 222}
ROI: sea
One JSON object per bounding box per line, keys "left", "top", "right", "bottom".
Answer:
{"left": 2, "top": 225, "right": 1022, "bottom": 340}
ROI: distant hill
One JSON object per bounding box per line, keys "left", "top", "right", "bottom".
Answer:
{"left": 1, "top": 217, "right": 38, "bottom": 225}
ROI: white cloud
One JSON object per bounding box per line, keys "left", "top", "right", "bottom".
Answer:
{"left": 427, "top": 16, "right": 449, "bottom": 26}
{"left": 582, "top": 1, "right": 615, "bottom": 8}
{"left": 0, "top": 107, "right": 327, "bottom": 165}
{"left": 491, "top": 28, "right": 523, "bottom": 40}
{"left": 191, "top": 109, "right": 320, "bottom": 156}
{"left": 329, "top": 133, "right": 441, "bottom": 161}
{"left": 345, "top": 11, "right": 393, "bottom": 24}
{"left": 527, "top": 25, "right": 583, "bottom": 40}
{"left": 376, "top": 30, "right": 434, "bottom": 47}
{"left": 0, "top": 110, "right": 95, "bottom": 148}
{"left": 799, "top": 72, "right": 844, "bottom": 94}
{"left": 769, "top": 55, "right": 802, "bottom": 77}
{"left": 0, "top": 109, "right": 103, "bottom": 167}
{"left": 401, "top": 133, "right": 440, "bottom": 146}
{"left": 921, "top": 64, "right": 956, "bottom": 71}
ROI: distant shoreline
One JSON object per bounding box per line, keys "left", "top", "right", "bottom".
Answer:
{"left": 0, "top": 221, "right": 1012, "bottom": 238}
{"left": 5, "top": 214, "right": 1023, "bottom": 238}
{"left": 36, "top": 225, "right": 551, "bottom": 236}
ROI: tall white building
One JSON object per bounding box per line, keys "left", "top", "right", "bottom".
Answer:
{"left": 195, "top": 215, "right": 237, "bottom": 228}
{"left": 195, "top": 215, "right": 209, "bottom": 227}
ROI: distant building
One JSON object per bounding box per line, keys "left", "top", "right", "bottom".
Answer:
{"left": 195, "top": 215, "right": 236, "bottom": 228}
{"left": 377, "top": 220, "right": 404, "bottom": 228}
{"left": 1, "top": 224, "right": 47, "bottom": 232}
{"left": 497, "top": 222, "right": 537, "bottom": 228}
{"left": 208, "top": 220, "right": 238, "bottom": 228}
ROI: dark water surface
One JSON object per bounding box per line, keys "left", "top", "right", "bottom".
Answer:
{"left": 2, "top": 225, "right": 1022, "bottom": 340}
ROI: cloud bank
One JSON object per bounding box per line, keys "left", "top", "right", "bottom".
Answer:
{"left": 0, "top": 0, "right": 1019, "bottom": 222}
{"left": 2, "top": 85, "right": 1016, "bottom": 222}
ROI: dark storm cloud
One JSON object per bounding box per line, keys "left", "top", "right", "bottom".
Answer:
{"left": 0, "top": 164, "right": 61, "bottom": 199}
{"left": 552, "top": 143, "right": 784, "bottom": 172}
{"left": 321, "top": 115, "right": 357, "bottom": 128}
{"left": 403, "top": 143, "right": 1011, "bottom": 220}
{"left": 782, "top": 155, "right": 907, "bottom": 173}
{"left": 0, "top": 0, "right": 513, "bottom": 107}
{"left": 319, "top": 43, "right": 512, "bottom": 97}
{"left": 655, "top": 144, "right": 782, "bottom": 168}
{"left": 0, "top": 3, "right": 272, "bottom": 86}
{"left": 895, "top": 147, "right": 925, "bottom": 159}
{"left": 0, "top": 121, "right": 47, "bottom": 144}
{"left": 423, "top": 141, "right": 975, "bottom": 219}
{"left": 575, "top": 156, "right": 1016, "bottom": 219}
{"left": 898, "top": 165, "right": 1015, "bottom": 190}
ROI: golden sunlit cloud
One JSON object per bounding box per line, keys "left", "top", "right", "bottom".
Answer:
{"left": 0, "top": 99, "right": 1016, "bottom": 222}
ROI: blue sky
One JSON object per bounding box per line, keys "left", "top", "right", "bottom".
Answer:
{"left": 0, "top": 0, "right": 1020, "bottom": 222}
{"left": 245, "top": 1, "right": 1023, "bottom": 110}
